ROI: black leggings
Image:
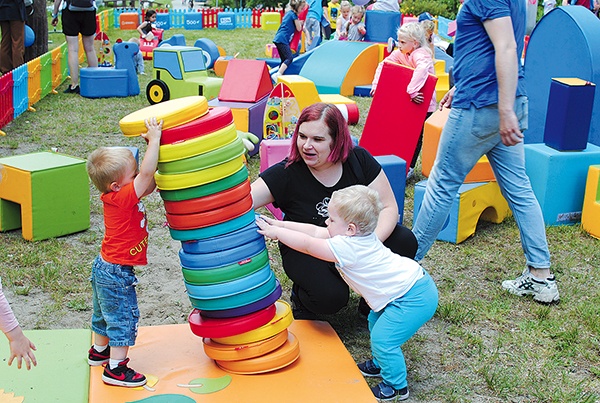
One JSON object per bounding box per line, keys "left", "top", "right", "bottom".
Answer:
{"left": 280, "top": 224, "right": 418, "bottom": 315}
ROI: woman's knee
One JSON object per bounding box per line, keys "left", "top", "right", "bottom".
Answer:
{"left": 384, "top": 225, "right": 418, "bottom": 259}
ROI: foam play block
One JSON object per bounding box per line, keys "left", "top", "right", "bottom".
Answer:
{"left": 364, "top": 10, "right": 401, "bottom": 43}
{"left": 259, "top": 139, "right": 292, "bottom": 220}
{"left": 375, "top": 155, "right": 406, "bottom": 224}
{"left": 354, "top": 84, "right": 372, "bottom": 97}
{"left": 218, "top": 11, "right": 236, "bottom": 30}
{"left": 218, "top": 59, "right": 273, "bottom": 103}
{"left": 185, "top": 265, "right": 272, "bottom": 301}
{"left": 119, "top": 12, "right": 139, "bottom": 30}
{"left": 581, "top": 165, "right": 600, "bottom": 238}
{"left": 154, "top": 155, "right": 245, "bottom": 191}
{"left": 421, "top": 108, "right": 496, "bottom": 183}
{"left": 203, "top": 328, "right": 289, "bottom": 361}
{"left": 158, "top": 137, "right": 244, "bottom": 175}
{"left": 525, "top": 142, "right": 600, "bottom": 225}
{"left": 208, "top": 96, "right": 269, "bottom": 157}
{"left": 359, "top": 62, "right": 437, "bottom": 174}
{"left": 189, "top": 304, "right": 277, "bottom": 338}
{"left": 543, "top": 78, "right": 596, "bottom": 151}
{"left": 184, "top": 12, "right": 203, "bottom": 30}
{"left": 88, "top": 321, "right": 374, "bottom": 402}
{"left": 182, "top": 250, "right": 269, "bottom": 286}
{"left": 158, "top": 123, "right": 237, "bottom": 163}
{"left": 0, "top": 328, "right": 91, "bottom": 403}
{"left": 80, "top": 67, "right": 129, "bottom": 97}
{"left": 179, "top": 236, "right": 265, "bottom": 269}
{"left": 413, "top": 179, "right": 511, "bottom": 244}
{"left": 0, "top": 152, "right": 90, "bottom": 241}
{"left": 261, "top": 11, "right": 281, "bottom": 30}
{"left": 160, "top": 166, "right": 248, "bottom": 202}
{"left": 275, "top": 75, "right": 320, "bottom": 109}
{"left": 180, "top": 219, "right": 259, "bottom": 254}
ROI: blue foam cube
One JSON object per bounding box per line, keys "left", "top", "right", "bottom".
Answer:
{"left": 218, "top": 11, "right": 236, "bottom": 30}
{"left": 185, "top": 13, "right": 203, "bottom": 30}
{"left": 374, "top": 155, "right": 406, "bottom": 224}
{"left": 364, "top": 11, "right": 401, "bottom": 43}
{"left": 525, "top": 142, "right": 600, "bottom": 225}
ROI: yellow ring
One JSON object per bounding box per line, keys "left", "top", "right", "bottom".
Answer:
{"left": 155, "top": 155, "right": 245, "bottom": 191}
{"left": 120, "top": 96, "right": 208, "bottom": 137}
{"left": 158, "top": 123, "right": 238, "bottom": 163}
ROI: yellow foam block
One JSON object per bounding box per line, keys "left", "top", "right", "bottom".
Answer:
{"left": 89, "top": 321, "right": 375, "bottom": 402}
{"left": 434, "top": 59, "right": 446, "bottom": 75}
{"left": 277, "top": 75, "right": 320, "bottom": 110}
{"left": 422, "top": 108, "right": 496, "bottom": 183}
{"left": 230, "top": 108, "right": 249, "bottom": 132}
{"left": 340, "top": 44, "right": 380, "bottom": 96}
{"left": 158, "top": 123, "right": 238, "bottom": 163}
{"left": 581, "top": 165, "right": 600, "bottom": 239}
{"left": 319, "top": 93, "right": 356, "bottom": 105}
{"left": 120, "top": 96, "right": 209, "bottom": 137}
{"left": 456, "top": 181, "right": 511, "bottom": 243}
{"left": 154, "top": 155, "right": 245, "bottom": 191}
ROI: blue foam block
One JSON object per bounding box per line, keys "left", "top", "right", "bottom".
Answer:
{"left": 80, "top": 67, "right": 129, "bottom": 98}
{"left": 185, "top": 13, "right": 203, "bottom": 30}
{"left": 374, "top": 155, "right": 406, "bottom": 224}
{"left": 156, "top": 12, "right": 170, "bottom": 30}
{"left": 218, "top": 11, "right": 236, "bottom": 30}
{"left": 364, "top": 10, "right": 401, "bottom": 43}
{"left": 354, "top": 85, "right": 372, "bottom": 97}
{"left": 160, "top": 34, "right": 187, "bottom": 47}
{"left": 525, "top": 142, "right": 600, "bottom": 225}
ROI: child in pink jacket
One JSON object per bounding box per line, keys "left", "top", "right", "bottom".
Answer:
{"left": 371, "top": 22, "right": 436, "bottom": 179}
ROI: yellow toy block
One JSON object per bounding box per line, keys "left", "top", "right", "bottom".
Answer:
{"left": 261, "top": 12, "right": 281, "bottom": 31}
{"left": 277, "top": 75, "right": 320, "bottom": 110}
{"left": 422, "top": 108, "right": 496, "bottom": 183}
{"left": 581, "top": 165, "right": 600, "bottom": 239}
{"left": 0, "top": 152, "right": 90, "bottom": 241}
{"left": 319, "top": 93, "right": 355, "bottom": 106}
{"left": 434, "top": 59, "right": 449, "bottom": 103}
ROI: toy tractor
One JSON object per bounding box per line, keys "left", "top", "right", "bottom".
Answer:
{"left": 146, "top": 46, "right": 223, "bottom": 105}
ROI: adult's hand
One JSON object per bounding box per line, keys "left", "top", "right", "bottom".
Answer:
{"left": 499, "top": 109, "right": 524, "bottom": 146}
{"left": 439, "top": 86, "right": 455, "bottom": 109}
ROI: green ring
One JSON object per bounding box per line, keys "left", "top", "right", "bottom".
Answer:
{"left": 181, "top": 249, "right": 269, "bottom": 285}
{"left": 158, "top": 137, "right": 245, "bottom": 175}
{"left": 159, "top": 166, "right": 248, "bottom": 202}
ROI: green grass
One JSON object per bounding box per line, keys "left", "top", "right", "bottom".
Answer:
{"left": 2, "top": 23, "right": 600, "bottom": 402}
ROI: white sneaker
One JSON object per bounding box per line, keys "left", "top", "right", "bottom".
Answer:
{"left": 387, "top": 37, "right": 396, "bottom": 53}
{"left": 502, "top": 268, "right": 560, "bottom": 304}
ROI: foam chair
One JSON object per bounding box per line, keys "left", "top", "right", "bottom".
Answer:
{"left": 0, "top": 152, "right": 90, "bottom": 241}
{"left": 525, "top": 142, "right": 600, "bottom": 225}
{"left": 413, "top": 179, "right": 511, "bottom": 244}
{"left": 421, "top": 108, "right": 496, "bottom": 183}
{"left": 581, "top": 165, "right": 600, "bottom": 239}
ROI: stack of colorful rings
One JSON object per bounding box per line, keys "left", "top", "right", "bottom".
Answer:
{"left": 120, "top": 96, "right": 299, "bottom": 374}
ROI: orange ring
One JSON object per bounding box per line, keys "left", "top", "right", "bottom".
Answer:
{"left": 215, "top": 331, "right": 300, "bottom": 374}
{"left": 202, "top": 329, "right": 289, "bottom": 362}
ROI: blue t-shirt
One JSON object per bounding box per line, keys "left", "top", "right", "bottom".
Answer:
{"left": 452, "top": 0, "right": 526, "bottom": 109}
{"left": 273, "top": 10, "right": 298, "bottom": 44}
{"left": 307, "top": 0, "right": 323, "bottom": 21}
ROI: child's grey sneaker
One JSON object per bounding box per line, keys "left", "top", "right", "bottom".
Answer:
{"left": 371, "top": 382, "right": 409, "bottom": 401}
{"left": 358, "top": 359, "right": 381, "bottom": 377}
{"left": 501, "top": 268, "right": 560, "bottom": 304}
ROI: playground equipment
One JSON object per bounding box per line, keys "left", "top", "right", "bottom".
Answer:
{"left": 146, "top": 46, "right": 223, "bottom": 104}
{"left": 359, "top": 62, "right": 437, "bottom": 173}
{"left": 139, "top": 28, "right": 164, "bottom": 60}
{"left": 0, "top": 152, "right": 90, "bottom": 241}
{"left": 413, "top": 180, "right": 511, "bottom": 244}
{"left": 581, "top": 165, "right": 600, "bottom": 239}
{"left": 80, "top": 41, "right": 140, "bottom": 98}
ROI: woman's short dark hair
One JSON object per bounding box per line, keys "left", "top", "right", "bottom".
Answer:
{"left": 287, "top": 103, "right": 354, "bottom": 166}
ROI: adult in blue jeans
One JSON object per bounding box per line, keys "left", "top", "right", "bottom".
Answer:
{"left": 412, "top": 0, "right": 560, "bottom": 304}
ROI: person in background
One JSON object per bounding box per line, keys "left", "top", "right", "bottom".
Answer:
{"left": 371, "top": 23, "right": 436, "bottom": 179}
{"left": 344, "top": 5, "right": 366, "bottom": 41}
{"left": 272, "top": 0, "right": 307, "bottom": 79}
{"left": 256, "top": 185, "right": 437, "bottom": 402}
{"left": 327, "top": 0, "right": 341, "bottom": 35}
{"left": 51, "top": 0, "right": 98, "bottom": 94}
{"left": 128, "top": 37, "right": 145, "bottom": 75}
{"left": 333, "top": 0, "right": 351, "bottom": 39}
{"left": 137, "top": 9, "right": 157, "bottom": 41}
{"left": 305, "top": 0, "right": 324, "bottom": 50}
{"left": 412, "top": 0, "right": 560, "bottom": 305}
{"left": 0, "top": 0, "right": 27, "bottom": 75}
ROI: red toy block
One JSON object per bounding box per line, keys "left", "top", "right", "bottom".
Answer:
{"left": 218, "top": 59, "right": 273, "bottom": 103}
{"left": 359, "top": 62, "right": 437, "bottom": 173}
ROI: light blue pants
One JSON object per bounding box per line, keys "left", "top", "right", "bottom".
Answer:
{"left": 305, "top": 18, "right": 322, "bottom": 51}
{"left": 368, "top": 271, "right": 438, "bottom": 390}
{"left": 413, "top": 97, "right": 551, "bottom": 268}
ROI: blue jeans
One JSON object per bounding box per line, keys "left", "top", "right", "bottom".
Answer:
{"left": 90, "top": 255, "right": 140, "bottom": 346}
{"left": 368, "top": 271, "right": 438, "bottom": 390}
{"left": 413, "top": 97, "right": 551, "bottom": 268}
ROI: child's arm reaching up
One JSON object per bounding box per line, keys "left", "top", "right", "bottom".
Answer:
{"left": 256, "top": 217, "right": 336, "bottom": 262}
{"left": 134, "top": 117, "right": 163, "bottom": 198}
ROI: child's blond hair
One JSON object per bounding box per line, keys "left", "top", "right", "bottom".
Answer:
{"left": 350, "top": 4, "right": 365, "bottom": 17}
{"left": 340, "top": 0, "right": 351, "bottom": 11}
{"left": 330, "top": 185, "right": 382, "bottom": 235}
{"left": 397, "top": 22, "right": 430, "bottom": 54}
{"left": 87, "top": 147, "right": 136, "bottom": 193}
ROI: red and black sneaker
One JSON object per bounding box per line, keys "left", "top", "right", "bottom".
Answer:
{"left": 102, "top": 358, "right": 147, "bottom": 387}
{"left": 88, "top": 345, "right": 110, "bottom": 366}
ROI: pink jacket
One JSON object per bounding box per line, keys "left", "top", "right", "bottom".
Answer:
{"left": 371, "top": 46, "right": 437, "bottom": 112}
{"left": 0, "top": 280, "right": 19, "bottom": 334}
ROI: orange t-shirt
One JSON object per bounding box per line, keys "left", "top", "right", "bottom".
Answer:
{"left": 100, "top": 182, "right": 149, "bottom": 266}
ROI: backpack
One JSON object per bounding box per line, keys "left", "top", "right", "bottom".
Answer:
{"left": 68, "top": 0, "right": 95, "bottom": 12}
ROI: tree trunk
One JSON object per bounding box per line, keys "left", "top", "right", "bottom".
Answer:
{"left": 24, "top": 0, "right": 49, "bottom": 61}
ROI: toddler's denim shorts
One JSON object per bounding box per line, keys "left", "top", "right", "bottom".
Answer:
{"left": 90, "top": 255, "right": 140, "bottom": 346}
